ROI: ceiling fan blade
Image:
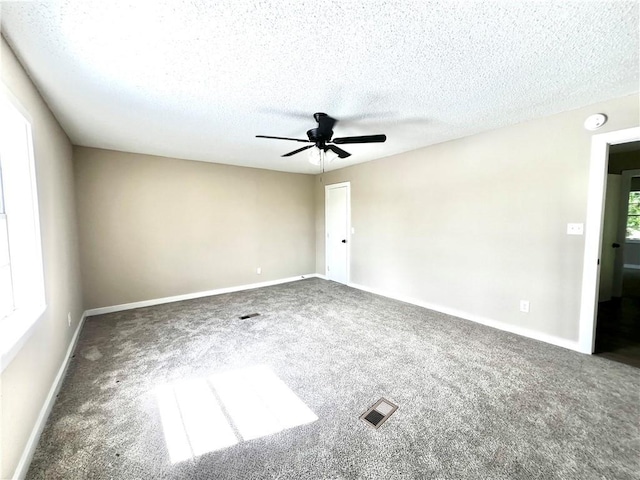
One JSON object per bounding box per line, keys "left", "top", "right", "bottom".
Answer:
{"left": 256, "top": 135, "right": 311, "bottom": 143}
{"left": 332, "top": 134, "right": 387, "bottom": 144}
{"left": 282, "top": 144, "right": 314, "bottom": 157}
{"left": 326, "top": 144, "right": 351, "bottom": 158}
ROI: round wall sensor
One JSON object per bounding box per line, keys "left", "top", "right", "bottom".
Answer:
{"left": 584, "top": 113, "right": 608, "bottom": 131}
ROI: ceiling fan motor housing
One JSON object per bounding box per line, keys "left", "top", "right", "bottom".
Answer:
{"left": 307, "top": 128, "right": 331, "bottom": 143}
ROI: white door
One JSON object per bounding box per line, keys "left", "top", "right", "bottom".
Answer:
{"left": 326, "top": 183, "right": 350, "bottom": 284}
{"left": 599, "top": 174, "right": 622, "bottom": 301}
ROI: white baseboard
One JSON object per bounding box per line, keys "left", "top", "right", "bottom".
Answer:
{"left": 12, "top": 312, "right": 87, "bottom": 480}
{"left": 347, "top": 282, "right": 581, "bottom": 353}
{"left": 85, "top": 274, "right": 321, "bottom": 317}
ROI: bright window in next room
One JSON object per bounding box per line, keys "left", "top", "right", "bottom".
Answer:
{"left": 0, "top": 167, "right": 13, "bottom": 319}
{"left": 626, "top": 191, "right": 640, "bottom": 241}
{"left": 0, "top": 89, "right": 45, "bottom": 371}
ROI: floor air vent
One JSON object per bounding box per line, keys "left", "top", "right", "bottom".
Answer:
{"left": 361, "top": 398, "right": 398, "bottom": 429}
{"left": 239, "top": 313, "right": 260, "bottom": 320}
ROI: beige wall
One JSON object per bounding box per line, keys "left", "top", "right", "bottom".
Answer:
{"left": 316, "top": 94, "right": 639, "bottom": 342}
{"left": 0, "top": 36, "right": 83, "bottom": 478}
{"left": 74, "top": 147, "right": 316, "bottom": 309}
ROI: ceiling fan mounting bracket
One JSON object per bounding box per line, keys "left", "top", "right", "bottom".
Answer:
{"left": 313, "top": 112, "right": 328, "bottom": 123}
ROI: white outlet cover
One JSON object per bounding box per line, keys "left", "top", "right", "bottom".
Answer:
{"left": 567, "top": 223, "right": 584, "bottom": 235}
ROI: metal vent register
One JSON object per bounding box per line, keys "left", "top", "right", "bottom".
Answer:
{"left": 361, "top": 398, "right": 398, "bottom": 429}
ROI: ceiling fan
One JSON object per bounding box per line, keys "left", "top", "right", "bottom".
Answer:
{"left": 256, "top": 112, "right": 386, "bottom": 160}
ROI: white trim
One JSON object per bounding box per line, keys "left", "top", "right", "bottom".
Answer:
{"left": 0, "top": 88, "right": 46, "bottom": 305}
{"left": 324, "top": 181, "right": 351, "bottom": 284}
{"left": 623, "top": 264, "right": 640, "bottom": 270}
{"left": 348, "top": 282, "right": 581, "bottom": 352}
{"left": 0, "top": 88, "right": 48, "bottom": 373}
{"left": 85, "top": 275, "right": 318, "bottom": 317}
{"left": 0, "top": 304, "right": 46, "bottom": 373}
{"left": 12, "top": 312, "right": 87, "bottom": 480}
{"left": 579, "top": 127, "right": 640, "bottom": 354}
{"left": 0, "top": 82, "right": 35, "bottom": 125}
{"left": 302, "top": 273, "right": 325, "bottom": 279}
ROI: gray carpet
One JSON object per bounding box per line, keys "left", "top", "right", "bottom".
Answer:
{"left": 27, "top": 279, "right": 640, "bottom": 479}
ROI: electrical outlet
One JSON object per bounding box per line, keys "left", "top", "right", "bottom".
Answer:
{"left": 567, "top": 223, "right": 584, "bottom": 235}
{"left": 67, "top": 312, "right": 72, "bottom": 327}
{"left": 519, "top": 300, "right": 530, "bottom": 313}
{"left": 256, "top": 267, "right": 261, "bottom": 275}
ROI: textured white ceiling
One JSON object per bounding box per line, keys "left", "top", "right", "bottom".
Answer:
{"left": 1, "top": 0, "right": 638, "bottom": 173}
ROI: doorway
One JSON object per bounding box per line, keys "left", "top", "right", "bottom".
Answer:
{"left": 579, "top": 127, "right": 640, "bottom": 359}
{"left": 595, "top": 158, "right": 640, "bottom": 367}
{"left": 325, "top": 182, "right": 350, "bottom": 284}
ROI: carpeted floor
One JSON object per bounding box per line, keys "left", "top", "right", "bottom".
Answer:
{"left": 27, "top": 279, "right": 640, "bottom": 479}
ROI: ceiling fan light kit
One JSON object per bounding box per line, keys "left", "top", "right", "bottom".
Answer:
{"left": 308, "top": 148, "right": 322, "bottom": 166}
{"left": 256, "top": 112, "right": 387, "bottom": 167}
{"left": 307, "top": 147, "right": 339, "bottom": 166}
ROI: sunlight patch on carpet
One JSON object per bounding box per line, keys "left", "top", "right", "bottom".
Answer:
{"left": 155, "top": 365, "right": 317, "bottom": 463}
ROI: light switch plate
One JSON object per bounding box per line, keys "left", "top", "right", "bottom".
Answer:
{"left": 567, "top": 223, "right": 584, "bottom": 235}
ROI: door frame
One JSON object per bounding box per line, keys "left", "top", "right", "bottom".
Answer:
{"left": 325, "top": 182, "right": 351, "bottom": 283}
{"left": 579, "top": 127, "right": 640, "bottom": 353}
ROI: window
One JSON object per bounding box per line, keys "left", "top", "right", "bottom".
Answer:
{"left": 0, "top": 166, "right": 14, "bottom": 319}
{"left": 626, "top": 191, "right": 640, "bottom": 241}
{"left": 0, "top": 89, "right": 46, "bottom": 371}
